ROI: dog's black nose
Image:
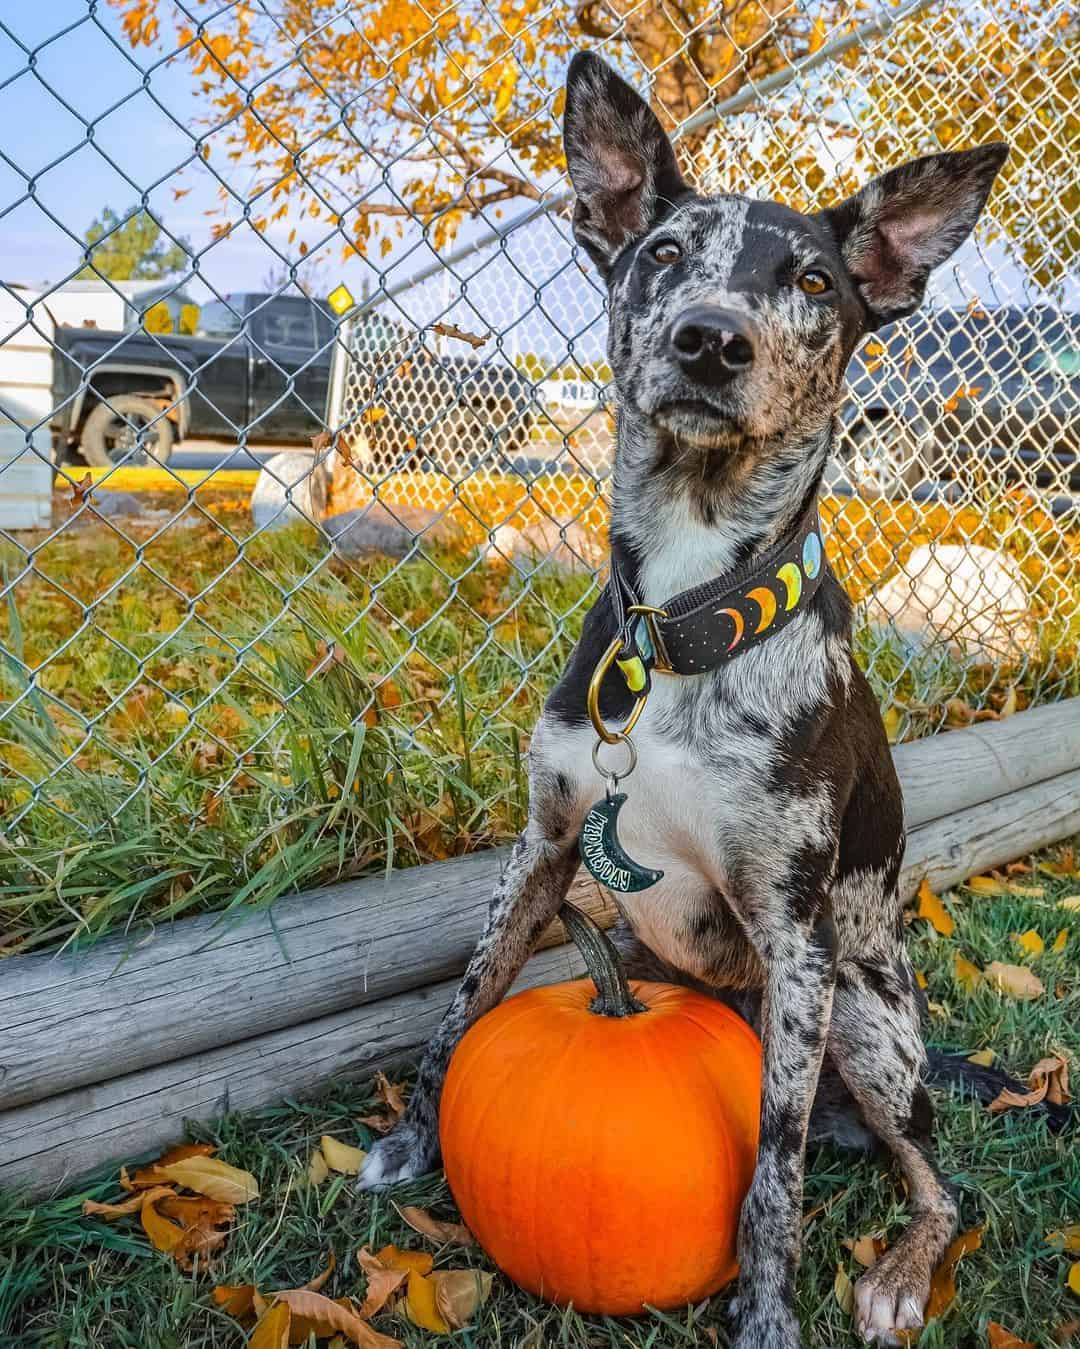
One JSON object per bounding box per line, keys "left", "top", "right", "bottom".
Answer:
{"left": 669, "top": 306, "right": 755, "bottom": 384}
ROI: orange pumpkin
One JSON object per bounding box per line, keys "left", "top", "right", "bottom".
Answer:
{"left": 440, "top": 904, "right": 762, "bottom": 1316}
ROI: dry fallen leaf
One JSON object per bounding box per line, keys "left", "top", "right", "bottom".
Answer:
{"left": 834, "top": 1264, "right": 855, "bottom": 1315}
{"left": 967, "top": 1048, "right": 996, "bottom": 1068}
{"left": 308, "top": 1148, "right": 330, "bottom": 1186}
{"left": 1013, "top": 929, "right": 1045, "bottom": 958}
{"left": 83, "top": 1185, "right": 176, "bottom": 1217}
{"left": 249, "top": 1300, "right": 290, "bottom": 1349}
{"left": 271, "top": 1289, "right": 400, "bottom": 1347}
{"left": 213, "top": 1284, "right": 258, "bottom": 1318}
{"left": 915, "top": 970, "right": 928, "bottom": 990}
{"left": 123, "top": 1142, "right": 217, "bottom": 1188}
{"left": 918, "top": 879, "right": 955, "bottom": 937}
{"left": 985, "top": 961, "right": 1045, "bottom": 1000}
{"left": 141, "top": 1199, "right": 186, "bottom": 1254}
{"left": 1070, "top": 1263, "right": 1080, "bottom": 1297}
{"left": 1048, "top": 1227, "right": 1080, "bottom": 1253}
{"left": 1054, "top": 1318, "right": 1080, "bottom": 1343}
{"left": 156, "top": 1155, "right": 259, "bottom": 1203}
{"left": 987, "top": 1322, "right": 1035, "bottom": 1348}
{"left": 375, "top": 1245, "right": 434, "bottom": 1275}
{"left": 320, "top": 1135, "right": 367, "bottom": 1176}
{"left": 359, "top": 1074, "right": 408, "bottom": 1132}
{"left": 955, "top": 953, "right": 983, "bottom": 993}
{"left": 394, "top": 1203, "right": 474, "bottom": 1247}
{"left": 405, "top": 1270, "right": 451, "bottom": 1333}
{"left": 1053, "top": 928, "right": 1069, "bottom": 952}
{"left": 1059, "top": 896, "right": 1080, "bottom": 913}
{"left": 356, "top": 1247, "right": 409, "bottom": 1317}
{"left": 967, "top": 875, "right": 1005, "bottom": 896}
{"left": 845, "top": 1234, "right": 886, "bottom": 1268}
{"left": 432, "top": 1270, "right": 494, "bottom": 1329}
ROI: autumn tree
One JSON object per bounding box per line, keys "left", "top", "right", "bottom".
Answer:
{"left": 110, "top": 0, "right": 1076, "bottom": 290}
{"left": 79, "top": 205, "right": 191, "bottom": 280}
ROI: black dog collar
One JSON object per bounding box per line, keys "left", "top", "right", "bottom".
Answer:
{"left": 605, "top": 498, "right": 825, "bottom": 694}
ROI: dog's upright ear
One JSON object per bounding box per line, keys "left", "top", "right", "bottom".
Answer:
{"left": 563, "top": 51, "right": 689, "bottom": 277}
{"left": 821, "top": 144, "right": 1008, "bottom": 328}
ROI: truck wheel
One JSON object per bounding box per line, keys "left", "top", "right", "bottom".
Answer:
{"left": 80, "top": 395, "right": 175, "bottom": 467}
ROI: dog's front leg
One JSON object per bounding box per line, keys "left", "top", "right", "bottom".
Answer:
{"left": 359, "top": 815, "right": 581, "bottom": 1190}
{"left": 732, "top": 917, "right": 836, "bottom": 1349}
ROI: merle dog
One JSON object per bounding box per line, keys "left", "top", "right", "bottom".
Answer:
{"left": 361, "top": 52, "right": 1010, "bottom": 1347}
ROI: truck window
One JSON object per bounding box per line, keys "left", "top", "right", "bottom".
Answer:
{"left": 255, "top": 298, "right": 317, "bottom": 350}
{"left": 197, "top": 300, "right": 243, "bottom": 339}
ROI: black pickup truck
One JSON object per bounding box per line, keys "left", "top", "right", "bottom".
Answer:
{"left": 50, "top": 291, "right": 537, "bottom": 468}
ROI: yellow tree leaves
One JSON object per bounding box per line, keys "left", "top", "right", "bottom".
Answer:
{"left": 918, "top": 879, "right": 955, "bottom": 936}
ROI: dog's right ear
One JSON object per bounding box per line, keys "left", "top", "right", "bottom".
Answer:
{"left": 563, "top": 52, "right": 689, "bottom": 277}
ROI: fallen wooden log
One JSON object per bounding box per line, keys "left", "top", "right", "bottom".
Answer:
{"left": 0, "top": 944, "right": 585, "bottom": 1197}
{"left": 1, "top": 699, "right": 1079, "bottom": 1117}
{"left": 4, "top": 763, "right": 1079, "bottom": 1197}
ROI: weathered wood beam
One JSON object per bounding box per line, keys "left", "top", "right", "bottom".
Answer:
{"left": 0, "top": 945, "right": 585, "bottom": 1197}
{"left": 4, "top": 763, "right": 1080, "bottom": 1197}
{"left": 2, "top": 700, "right": 1078, "bottom": 1119}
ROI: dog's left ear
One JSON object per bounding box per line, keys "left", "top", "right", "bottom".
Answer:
{"left": 563, "top": 51, "right": 690, "bottom": 277}
{"left": 821, "top": 144, "right": 1009, "bottom": 328}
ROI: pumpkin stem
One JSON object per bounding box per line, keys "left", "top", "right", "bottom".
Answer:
{"left": 559, "top": 902, "right": 648, "bottom": 1018}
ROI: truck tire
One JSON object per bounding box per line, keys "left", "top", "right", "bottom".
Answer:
{"left": 80, "top": 395, "right": 175, "bottom": 467}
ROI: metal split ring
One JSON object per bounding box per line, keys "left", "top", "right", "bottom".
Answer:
{"left": 592, "top": 732, "right": 637, "bottom": 790}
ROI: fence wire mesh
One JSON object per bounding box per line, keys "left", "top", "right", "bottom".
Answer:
{"left": 0, "top": 0, "right": 1076, "bottom": 932}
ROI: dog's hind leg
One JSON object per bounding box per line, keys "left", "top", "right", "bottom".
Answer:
{"left": 359, "top": 780, "right": 583, "bottom": 1190}
{"left": 829, "top": 922, "right": 958, "bottom": 1345}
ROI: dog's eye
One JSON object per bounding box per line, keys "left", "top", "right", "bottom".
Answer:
{"left": 651, "top": 241, "right": 682, "bottom": 266}
{"left": 798, "top": 270, "right": 832, "bottom": 296}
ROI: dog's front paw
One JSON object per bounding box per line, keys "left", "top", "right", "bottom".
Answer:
{"left": 357, "top": 1119, "right": 439, "bottom": 1191}
{"left": 854, "top": 1257, "right": 929, "bottom": 1345}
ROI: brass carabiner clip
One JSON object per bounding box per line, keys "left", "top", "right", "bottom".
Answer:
{"left": 586, "top": 605, "right": 668, "bottom": 745}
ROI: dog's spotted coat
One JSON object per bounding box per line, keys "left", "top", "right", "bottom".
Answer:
{"left": 360, "top": 52, "right": 1008, "bottom": 1348}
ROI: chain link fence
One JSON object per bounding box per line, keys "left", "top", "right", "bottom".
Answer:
{"left": 0, "top": 0, "right": 1076, "bottom": 935}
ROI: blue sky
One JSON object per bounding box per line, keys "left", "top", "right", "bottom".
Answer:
{"left": 1, "top": 1, "right": 1073, "bottom": 369}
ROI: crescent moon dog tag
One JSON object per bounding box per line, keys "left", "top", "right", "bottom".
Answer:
{"left": 579, "top": 792, "right": 664, "bottom": 893}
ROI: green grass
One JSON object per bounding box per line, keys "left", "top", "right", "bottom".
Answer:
{"left": 3, "top": 493, "right": 1077, "bottom": 959}
{"left": 1, "top": 853, "right": 1076, "bottom": 1348}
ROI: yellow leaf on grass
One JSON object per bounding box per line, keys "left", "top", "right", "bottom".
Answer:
{"left": 356, "top": 1247, "right": 408, "bottom": 1317}
{"left": 1059, "top": 896, "right": 1080, "bottom": 912}
{"left": 918, "top": 879, "right": 955, "bottom": 936}
{"left": 985, "top": 962, "right": 1045, "bottom": 1000}
{"left": 834, "top": 1264, "right": 854, "bottom": 1315}
{"left": 1013, "top": 929, "right": 1045, "bottom": 957}
{"left": 83, "top": 1185, "right": 176, "bottom": 1217}
{"left": 272, "top": 1289, "right": 400, "bottom": 1347}
{"left": 955, "top": 953, "right": 983, "bottom": 993}
{"left": 213, "top": 1284, "right": 257, "bottom": 1318}
{"left": 432, "top": 1270, "right": 494, "bottom": 1329}
{"left": 141, "top": 1199, "right": 186, "bottom": 1253}
{"left": 1069, "top": 1262, "right": 1080, "bottom": 1296}
{"left": 249, "top": 1301, "right": 291, "bottom": 1349}
{"left": 846, "top": 1234, "right": 886, "bottom": 1268}
{"left": 405, "top": 1271, "right": 451, "bottom": 1333}
{"left": 1053, "top": 928, "right": 1069, "bottom": 952}
{"left": 967, "top": 1048, "right": 995, "bottom": 1067}
{"left": 915, "top": 970, "right": 928, "bottom": 990}
{"left": 156, "top": 1156, "right": 259, "bottom": 1203}
{"left": 394, "top": 1203, "right": 474, "bottom": 1246}
{"left": 1005, "top": 883, "right": 1044, "bottom": 899}
{"left": 320, "top": 1135, "right": 367, "bottom": 1176}
{"left": 987, "top": 1323, "right": 1035, "bottom": 1348}
{"left": 1047, "top": 1226, "right": 1080, "bottom": 1253}
{"left": 966, "top": 875, "right": 1004, "bottom": 895}
{"left": 308, "top": 1148, "right": 329, "bottom": 1185}
{"left": 374, "top": 1245, "right": 434, "bottom": 1275}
